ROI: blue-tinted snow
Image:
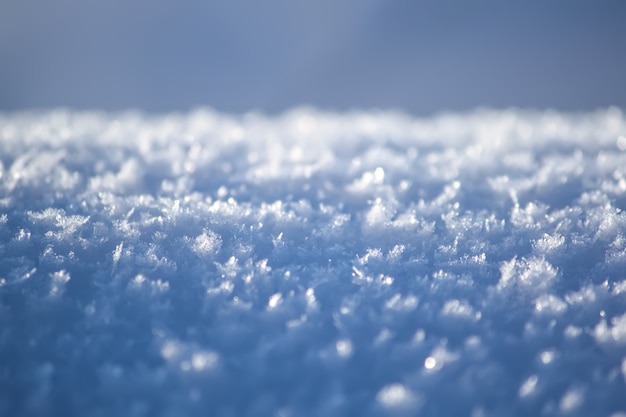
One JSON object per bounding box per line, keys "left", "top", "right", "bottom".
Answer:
{"left": 1, "top": 108, "right": 626, "bottom": 416}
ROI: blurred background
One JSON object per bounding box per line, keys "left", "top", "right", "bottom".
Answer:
{"left": 1, "top": 0, "right": 625, "bottom": 115}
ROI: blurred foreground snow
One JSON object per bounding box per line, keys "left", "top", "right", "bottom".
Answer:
{"left": 1, "top": 108, "right": 626, "bottom": 416}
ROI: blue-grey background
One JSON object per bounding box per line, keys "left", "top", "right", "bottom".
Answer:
{"left": 1, "top": 0, "right": 625, "bottom": 114}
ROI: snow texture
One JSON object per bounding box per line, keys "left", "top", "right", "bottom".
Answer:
{"left": 1, "top": 107, "right": 626, "bottom": 416}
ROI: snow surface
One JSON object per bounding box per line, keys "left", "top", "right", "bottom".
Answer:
{"left": 1, "top": 107, "right": 626, "bottom": 416}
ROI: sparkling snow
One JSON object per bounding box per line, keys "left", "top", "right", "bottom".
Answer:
{"left": 1, "top": 107, "right": 626, "bottom": 416}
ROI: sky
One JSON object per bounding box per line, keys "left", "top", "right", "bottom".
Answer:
{"left": 1, "top": 0, "right": 625, "bottom": 114}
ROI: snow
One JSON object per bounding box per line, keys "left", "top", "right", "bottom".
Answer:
{"left": 1, "top": 107, "right": 626, "bottom": 416}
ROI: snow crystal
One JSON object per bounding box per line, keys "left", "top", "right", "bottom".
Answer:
{"left": 335, "top": 339, "right": 353, "bottom": 358}
{"left": 376, "top": 383, "right": 418, "bottom": 409}
{"left": 1, "top": 107, "right": 626, "bottom": 416}
{"left": 560, "top": 387, "right": 584, "bottom": 413}
{"left": 519, "top": 374, "right": 539, "bottom": 398}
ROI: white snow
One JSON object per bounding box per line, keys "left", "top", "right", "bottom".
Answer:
{"left": 1, "top": 107, "right": 626, "bottom": 416}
